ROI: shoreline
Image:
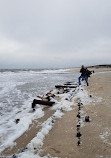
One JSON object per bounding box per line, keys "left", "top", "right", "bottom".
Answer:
{"left": 1, "top": 80, "right": 79, "bottom": 157}
{"left": 1, "top": 68, "right": 111, "bottom": 158}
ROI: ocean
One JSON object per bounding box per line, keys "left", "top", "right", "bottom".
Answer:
{"left": 0, "top": 68, "right": 79, "bottom": 153}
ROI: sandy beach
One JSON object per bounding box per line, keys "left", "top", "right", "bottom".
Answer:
{"left": 40, "top": 70, "right": 111, "bottom": 158}
{"left": 1, "top": 68, "right": 111, "bottom": 158}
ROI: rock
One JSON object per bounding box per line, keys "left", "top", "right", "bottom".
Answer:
{"left": 52, "top": 120, "right": 55, "bottom": 123}
{"left": 85, "top": 116, "right": 90, "bottom": 122}
{"left": 77, "top": 127, "right": 80, "bottom": 131}
{"left": 77, "top": 114, "right": 81, "bottom": 118}
{"left": 12, "top": 154, "right": 16, "bottom": 158}
{"left": 77, "top": 140, "right": 81, "bottom": 146}
{"left": 77, "top": 124, "right": 80, "bottom": 128}
{"left": 78, "top": 103, "right": 81, "bottom": 107}
{"left": 15, "top": 119, "right": 20, "bottom": 124}
{"left": 76, "top": 132, "right": 82, "bottom": 138}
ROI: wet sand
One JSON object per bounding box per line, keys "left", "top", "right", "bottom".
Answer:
{"left": 2, "top": 107, "right": 55, "bottom": 156}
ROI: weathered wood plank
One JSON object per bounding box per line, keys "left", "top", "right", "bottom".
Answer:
{"left": 55, "top": 85, "right": 77, "bottom": 89}
{"left": 32, "top": 99, "right": 55, "bottom": 108}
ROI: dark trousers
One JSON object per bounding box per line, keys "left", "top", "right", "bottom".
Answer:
{"left": 78, "top": 75, "right": 88, "bottom": 86}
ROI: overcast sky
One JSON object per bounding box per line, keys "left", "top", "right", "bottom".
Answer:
{"left": 0, "top": 0, "right": 111, "bottom": 69}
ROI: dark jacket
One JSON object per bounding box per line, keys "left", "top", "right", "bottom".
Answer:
{"left": 86, "top": 69, "right": 92, "bottom": 77}
{"left": 80, "top": 68, "right": 87, "bottom": 76}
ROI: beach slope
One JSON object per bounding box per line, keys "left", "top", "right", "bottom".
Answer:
{"left": 40, "top": 71, "right": 111, "bottom": 158}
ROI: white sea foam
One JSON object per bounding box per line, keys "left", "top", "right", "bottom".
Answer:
{"left": 0, "top": 70, "right": 78, "bottom": 154}
{"left": 16, "top": 87, "right": 77, "bottom": 157}
{"left": 37, "top": 69, "right": 70, "bottom": 74}
{"left": 74, "top": 86, "right": 92, "bottom": 105}
{"left": 99, "top": 128, "right": 111, "bottom": 145}
{"left": 28, "top": 68, "right": 70, "bottom": 74}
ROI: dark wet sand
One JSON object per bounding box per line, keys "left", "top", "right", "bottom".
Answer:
{"left": 2, "top": 107, "right": 55, "bottom": 156}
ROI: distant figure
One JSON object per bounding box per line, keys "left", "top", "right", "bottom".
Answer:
{"left": 78, "top": 65, "right": 89, "bottom": 86}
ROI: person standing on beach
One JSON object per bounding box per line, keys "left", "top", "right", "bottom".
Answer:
{"left": 78, "top": 65, "right": 89, "bottom": 86}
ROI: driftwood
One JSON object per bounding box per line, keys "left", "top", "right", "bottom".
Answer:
{"left": 37, "top": 95, "right": 50, "bottom": 101}
{"left": 32, "top": 99, "right": 55, "bottom": 108}
{"left": 64, "top": 82, "right": 77, "bottom": 86}
{"left": 64, "top": 82, "right": 72, "bottom": 84}
{"left": 64, "top": 83, "right": 72, "bottom": 85}
{"left": 55, "top": 85, "right": 77, "bottom": 89}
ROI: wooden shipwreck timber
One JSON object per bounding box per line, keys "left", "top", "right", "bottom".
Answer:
{"left": 32, "top": 99, "right": 55, "bottom": 108}
{"left": 31, "top": 82, "right": 77, "bottom": 109}
{"left": 55, "top": 85, "right": 77, "bottom": 89}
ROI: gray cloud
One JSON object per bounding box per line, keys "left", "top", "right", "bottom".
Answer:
{"left": 0, "top": 0, "right": 111, "bottom": 68}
